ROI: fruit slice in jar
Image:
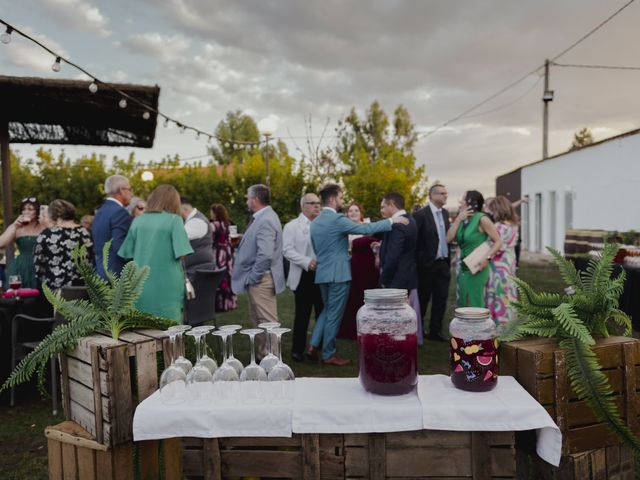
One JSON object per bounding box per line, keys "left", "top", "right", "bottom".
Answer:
{"left": 454, "top": 364, "right": 463, "bottom": 372}
{"left": 477, "top": 355, "right": 493, "bottom": 366}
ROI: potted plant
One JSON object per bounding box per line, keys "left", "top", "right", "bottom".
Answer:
{"left": 500, "top": 243, "right": 640, "bottom": 461}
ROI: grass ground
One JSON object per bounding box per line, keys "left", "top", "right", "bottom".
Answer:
{"left": 0, "top": 261, "right": 565, "bottom": 479}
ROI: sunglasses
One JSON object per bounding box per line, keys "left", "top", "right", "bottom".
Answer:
{"left": 22, "top": 197, "right": 37, "bottom": 203}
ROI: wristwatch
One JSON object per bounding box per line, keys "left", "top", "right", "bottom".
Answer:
{"left": 486, "top": 255, "right": 493, "bottom": 261}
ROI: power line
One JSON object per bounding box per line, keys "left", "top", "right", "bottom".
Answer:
{"left": 552, "top": 62, "right": 640, "bottom": 71}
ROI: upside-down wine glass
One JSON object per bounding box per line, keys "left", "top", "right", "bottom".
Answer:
{"left": 194, "top": 325, "right": 217, "bottom": 375}
{"left": 267, "top": 328, "right": 295, "bottom": 381}
{"left": 258, "top": 322, "right": 280, "bottom": 374}
{"left": 170, "top": 325, "right": 193, "bottom": 375}
{"left": 239, "top": 329, "right": 267, "bottom": 381}
{"left": 159, "top": 327, "right": 187, "bottom": 404}
{"left": 185, "top": 328, "right": 213, "bottom": 397}
{"left": 218, "top": 324, "right": 244, "bottom": 376}
{"left": 212, "top": 329, "right": 240, "bottom": 382}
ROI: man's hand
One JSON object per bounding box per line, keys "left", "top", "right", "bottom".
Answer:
{"left": 392, "top": 216, "right": 409, "bottom": 225}
{"left": 308, "top": 259, "right": 317, "bottom": 271}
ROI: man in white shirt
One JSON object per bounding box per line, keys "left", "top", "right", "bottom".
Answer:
{"left": 180, "top": 197, "right": 215, "bottom": 277}
{"left": 283, "top": 193, "right": 324, "bottom": 362}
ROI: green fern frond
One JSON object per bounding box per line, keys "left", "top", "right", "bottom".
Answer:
{"left": 520, "top": 326, "right": 559, "bottom": 337}
{"left": 513, "top": 278, "right": 562, "bottom": 310}
{"left": 101, "top": 241, "right": 118, "bottom": 286}
{"left": 547, "top": 246, "right": 584, "bottom": 292}
{"left": 72, "top": 245, "right": 112, "bottom": 311}
{"left": 552, "top": 303, "right": 595, "bottom": 345}
{"left": 109, "top": 262, "right": 148, "bottom": 316}
{"left": 608, "top": 309, "right": 633, "bottom": 336}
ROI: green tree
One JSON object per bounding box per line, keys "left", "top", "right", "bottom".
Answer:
{"left": 569, "top": 127, "right": 594, "bottom": 151}
{"left": 337, "top": 101, "right": 427, "bottom": 218}
{"left": 209, "top": 110, "right": 261, "bottom": 165}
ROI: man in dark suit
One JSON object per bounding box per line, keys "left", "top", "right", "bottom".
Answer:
{"left": 378, "top": 192, "right": 418, "bottom": 292}
{"left": 413, "top": 184, "right": 450, "bottom": 341}
{"left": 92, "top": 175, "right": 133, "bottom": 280}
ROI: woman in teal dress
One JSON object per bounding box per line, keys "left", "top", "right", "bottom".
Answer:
{"left": 446, "top": 190, "right": 502, "bottom": 307}
{"left": 0, "top": 197, "right": 46, "bottom": 289}
{"left": 118, "top": 185, "right": 193, "bottom": 323}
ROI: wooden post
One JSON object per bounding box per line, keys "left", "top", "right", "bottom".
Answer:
{"left": 0, "top": 116, "right": 14, "bottom": 265}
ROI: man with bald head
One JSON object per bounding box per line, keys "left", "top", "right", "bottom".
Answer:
{"left": 283, "top": 193, "right": 324, "bottom": 361}
{"left": 92, "top": 175, "right": 133, "bottom": 279}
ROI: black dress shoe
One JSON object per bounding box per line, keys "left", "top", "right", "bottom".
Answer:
{"left": 291, "top": 352, "right": 304, "bottom": 362}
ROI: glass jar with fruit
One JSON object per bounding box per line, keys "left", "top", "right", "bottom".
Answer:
{"left": 449, "top": 307, "right": 498, "bottom": 392}
{"left": 357, "top": 288, "right": 418, "bottom": 395}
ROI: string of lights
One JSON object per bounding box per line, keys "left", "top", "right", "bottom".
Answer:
{"left": 0, "top": 18, "right": 263, "bottom": 151}
{"left": 552, "top": 62, "right": 640, "bottom": 71}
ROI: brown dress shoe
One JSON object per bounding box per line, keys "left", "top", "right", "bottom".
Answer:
{"left": 322, "top": 355, "right": 351, "bottom": 366}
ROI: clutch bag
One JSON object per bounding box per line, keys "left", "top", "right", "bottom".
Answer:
{"left": 462, "top": 242, "right": 491, "bottom": 275}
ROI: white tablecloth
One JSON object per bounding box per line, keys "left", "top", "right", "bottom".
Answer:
{"left": 133, "top": 375, "right": 561, "bottom": 466}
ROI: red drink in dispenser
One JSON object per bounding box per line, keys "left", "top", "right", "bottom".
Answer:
{"left": 357, "top": 289, "right": 418, "bottom": 395}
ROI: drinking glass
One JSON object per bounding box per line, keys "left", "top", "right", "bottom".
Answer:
{"left": 8, "top": 274, "right": 21, "bottom": 300}
{"left": 168, "top": 325, "right": 192, "bottom": 375}
{"left": 185, "top": 329, "right": 213, "bottom": 397}
{"left": 218, "top": 324, "right": 244, "bottom": 376}
{"left": 258, "top": 322, "right": 280, "bottom": 374}
{"left": 159, "top": 328, "right": 187, "bottom": 404}
{"left": 239, "top": 329, "right": 267, "bottom": 381}
{"left": 194, "top": 325, "right": 217, "bottom": 375}
{"left": 267, "top": 328, "right": 295, "bottom": 381}
{"left": 212, "top": 329, "right": 240, "bottom": 382}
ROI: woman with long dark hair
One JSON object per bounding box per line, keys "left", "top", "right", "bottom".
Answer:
{"left": 210, "top": 203, "right": 237, "bottom": 312}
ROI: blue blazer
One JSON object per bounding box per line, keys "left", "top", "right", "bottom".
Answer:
{"left": 379, "top": 213, "right": 418, "bottom": 290}
{"left": 92, "top": 200, "right": 132, "bottom": 279}
{"left": 310, "top": 208, "right": 392, "bottom": 284}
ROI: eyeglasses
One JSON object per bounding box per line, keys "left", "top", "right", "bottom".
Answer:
{"left": 136, "top": 205, "right": 145, "bottom": 210}
{"left": 121, "top": 186, "right": 133, "bottom": 192}
{"left": 304, "top": 202, "right": 320, "bottom": 205}
{"left": 22, "top": 197, "right": 37, "bottom": 203}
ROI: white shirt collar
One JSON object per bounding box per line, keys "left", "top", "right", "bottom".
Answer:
{"left": 106, "top": 197, "right": 123, "bottom": 207}
{"left": 429, "top": 202, "right": 442, "bottom": 215}
{"left": 298, "top": 212, "right": 312, "bottom": 224}
{"left": 323, "top": 206, "right": 336, "bottom": 213}
{"left": 253, "top": 205, "right": 270, "bottom": 219}
{"left": 391, "top": 209, "right": 407, "bottom": 219}
{"left": 186, "top": 208, "right": 199, "bottom": 221}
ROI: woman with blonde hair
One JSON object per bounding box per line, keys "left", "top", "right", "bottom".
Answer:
{"left": 484, "top": 195, "right": 519, "bottom": 326}
{"left": 118, "top": 185, "right": 193, "bottom": 322}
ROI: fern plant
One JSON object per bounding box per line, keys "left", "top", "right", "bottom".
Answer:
{"left": 500, "top": 242, "right": 640, "bottom": 466}
{"left": 1, "top": 242, "right": 174, "bottom": 395}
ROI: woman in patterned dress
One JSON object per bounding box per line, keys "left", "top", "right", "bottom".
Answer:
{"left": 210, "top": 203, "right": 237, "bottom": 312}
{"left": 484, "top": 196, "right": 519, "bottom": 326}
{"left": 34, "top": 199, "right": 94, "bottom": 289}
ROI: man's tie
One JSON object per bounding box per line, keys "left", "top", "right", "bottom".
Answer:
{"left": 436, "top": 210, "right": 448, "bottom": 259}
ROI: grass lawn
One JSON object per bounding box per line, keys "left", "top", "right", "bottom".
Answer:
{"left": 0, "top": 260, "right": 565, "bottom": 479}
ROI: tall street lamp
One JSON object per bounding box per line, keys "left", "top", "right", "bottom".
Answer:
{"left": 258, "top": 117, "right": 278, "bottom": 188}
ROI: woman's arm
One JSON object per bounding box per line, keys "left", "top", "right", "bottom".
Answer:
{"left": 446, "top": 207, "right": 472, "bottom": 243}
{"left": 477, "top": 215, "right": 503, "bottom": 271}
{"left": 0, "top": 218, "right": 21, "bottom": 248}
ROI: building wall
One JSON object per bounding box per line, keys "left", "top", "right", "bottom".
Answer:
{"left": 496, "top": 168, "right": 522, "bottom": 214}
{"left": 521, "top": 133, "right": 640, "bottom": 253}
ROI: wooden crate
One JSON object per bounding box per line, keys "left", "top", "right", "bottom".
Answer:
{"left": 46, "top": 421, "right": 134, "bottom": 480}
{"left": 165, "top": 430, "right": 515, "bottom": 479}
{"left": 501, "top": 336, "right": 640, "bottom": 454}
{"left": 516, "top": 444, "right": 635, "bottom": 479}
{"left": 60, "top": 328, "right": 168, "bottom": 447}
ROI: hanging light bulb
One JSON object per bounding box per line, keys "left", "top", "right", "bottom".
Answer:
{"left": 88, "top": 81, "right": 98, "bottom": 93}
{"left": 179, "top": 125, "right": 186, "bottom": 134}
{"left": 224, "top": 142, "right": 230, "bottom": 148}
{"left": 142, "top": 111, "right": 151, "bottom": 120}
{"left": 51, "top": 57, "right": 62, "bottom": 72}
{"left": 196, "top": 132, "right": 200, "bottom": 140}
{"left": 1, "top": 26, "right": 13, "bottom": 44}
{"left": 163, "top": 118, "right": 169, "bottom": 128}
{"left": 118, "top": 98, "right": 127, "bottom": 108}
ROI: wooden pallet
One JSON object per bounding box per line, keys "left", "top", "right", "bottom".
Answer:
{"left": 170, "top": 430, "right": 516, "bottom": 479}
{"left": 60, "top": 328, "right": 168, "bottom": 447}
{"left": 501, "top": 336, "right": 640, "bottom": 454}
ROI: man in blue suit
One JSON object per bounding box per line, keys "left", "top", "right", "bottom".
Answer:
{"left": 309, "top": 184, "right": 408, "bottom": 366}
{"left": 92, "top": 175, "right": 133, "bottom": 280}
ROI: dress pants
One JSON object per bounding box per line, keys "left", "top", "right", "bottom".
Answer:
{"left": 247, "top": 273, "right": 278, "bottom": 357}
{"left": 292, "top": 269, "right": 324, "bottom": 357}
{"left": 310, "top": 281, "right": 350, "bottom": 361}
{"left": 417, "top": 259, "right": 451, "bottom": 337}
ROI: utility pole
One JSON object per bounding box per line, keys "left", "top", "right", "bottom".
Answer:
{"left": 542, "top": 59, "right": 554, "bottom": 159}
{"left": 263, "top": 132, "right": 272, "bottom": 188}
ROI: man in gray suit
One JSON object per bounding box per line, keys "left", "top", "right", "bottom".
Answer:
{"left": 231, "top": 184, "right": 285, "bottom": 357}
{"left": 308, "top": 184, "right": 408, "bottom": 366}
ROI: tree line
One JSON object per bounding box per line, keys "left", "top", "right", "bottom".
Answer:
{"left": 2, "top": 101, "right": 429, "bottom": 230}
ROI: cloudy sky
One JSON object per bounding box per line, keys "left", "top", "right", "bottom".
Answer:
{"left": 2, "top": 0, "right": 639, "bottom": 204}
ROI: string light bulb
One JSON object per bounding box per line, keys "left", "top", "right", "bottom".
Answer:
{"left": 1, "top": 26, "right": 12, "bottom": 44}
{"left": 118, "top": 98, "right": 127, "bottom": 108}
{"left": 196, "top": 132, "right": 200, "bottom": 140}
{"left": 180, "top": 126, "right": 186, "bottom": 134}
{"left": 163, "top": 118, "right": 169, "bottom": 128}
{"left": 142, "top": 111, "right": 151, "bottom": 120}
{"left": 51, "top": 57, "right": 62, "bottom": 72}
{"left": 88, "top": 81, "right": 98, "bottom": 93}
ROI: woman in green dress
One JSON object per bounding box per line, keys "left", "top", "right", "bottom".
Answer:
{"left": 446, "top": 190, "right": 502, "bottom": 308}
{"left": 118, "top": 185, "right": 193, "bottom": 323}
{"left": 0, "top": 197, "right": 46, "bottom": 289}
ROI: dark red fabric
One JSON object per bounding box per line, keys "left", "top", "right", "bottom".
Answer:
{"left": 338, "top": 236, "right": 380, "bottom": 340}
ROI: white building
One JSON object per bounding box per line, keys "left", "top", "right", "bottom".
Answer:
{"left": 499, "top": 128, "right": 640, "bottom": 254}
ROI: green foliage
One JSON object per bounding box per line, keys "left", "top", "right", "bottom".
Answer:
{"left": 501, "top": 243, "right": 640, "bottom": 462}
{"left": 0, "top": 242, "right": 173, "bottom": 396}
{"left": 209, "top": 110, "right": 261, "bottom": 165}
{"left": 569, "top": 127, "right": 594, "bottom": 151}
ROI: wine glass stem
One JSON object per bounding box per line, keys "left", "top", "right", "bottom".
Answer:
{"left": 249, "top": 334, "right": 256, "bottom": 364}
{"left": 266, "top": 329, "right": 272, "bottom": 354}
{"left": 195, "top": 334, "right": 202, "bottom": 363}
{"left": 178, "top": 333, "right": 186, "bottom": 358}
{"left": 221, "top": 335, "right": 228, "bottom": 361}
{"left": 276, "top": 334, "right": 283, "bottom": 362}
{"left": 169, "top": 334, "right": 177, "bottom": 365}
{"left": 228, "top": 334, "right": 235, "bottom": 358}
